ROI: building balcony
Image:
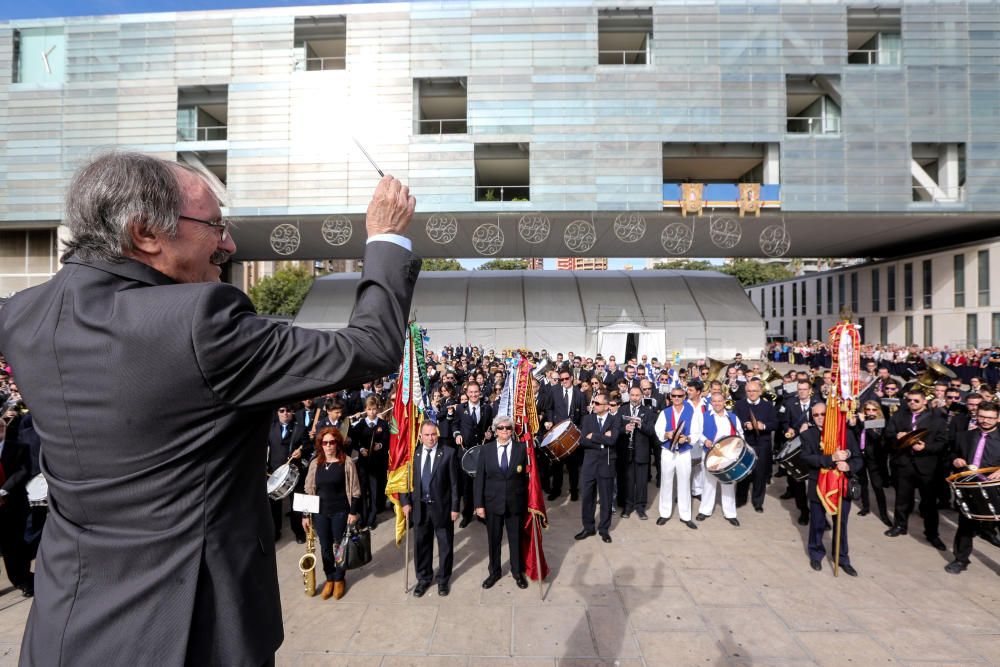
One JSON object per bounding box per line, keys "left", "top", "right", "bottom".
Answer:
{"left": 662, "top": 183, "right": 780, "bottom": 214}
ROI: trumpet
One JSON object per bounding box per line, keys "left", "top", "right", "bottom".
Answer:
{"left": 299, "top": 524, "right": 317, "bottom": 597}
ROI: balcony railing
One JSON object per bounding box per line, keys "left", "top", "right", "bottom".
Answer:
{"left": 847, "top": 48, "right": 901, "bottom": 65}
{"left": 417, "top": 118, "right": 468, "bottom": 135}
{"left": 177, "top": 125, "right": 228, "bottom": 141}
{"left": 786, "top": 116, "right": 841, "bottom": 135}
{"left": 475, "top": 185, "right": 530, "bottom": 202}
{"left": 598, "top": 48, "right": 649, "bottom": 65}
{"left": 293, "top": 56, "right": 346, "bottom": 71}
{"left": 912, "top": 185, "right": 966, "bottom": 203}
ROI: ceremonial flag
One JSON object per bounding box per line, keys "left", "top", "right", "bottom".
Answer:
{"left": 817, "top": 321, "right": 862, "bottom": 515}
{"left": 511, "top": 356, "right": 549, "bottom": 581}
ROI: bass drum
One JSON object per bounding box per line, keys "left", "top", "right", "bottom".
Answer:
{"left": 775, "top": 436, "right": 809, "bottom": 481}
{"left": 539, "top": 419, "right": 581, "bottom": 463}
{"left": 461, "top": 444, "right": 483, "bottom": 477}
{"left": 705, "top": 435, "right": 757, "bottom": 485}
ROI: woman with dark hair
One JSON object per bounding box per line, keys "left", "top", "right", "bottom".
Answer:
{"left": 302, "top": 427, "right": 361, "bottom": 600}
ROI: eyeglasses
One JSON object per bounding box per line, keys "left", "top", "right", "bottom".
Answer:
{"left": 592, "top": 401, "right": 607, "bottom": 406}
{"left": 560, "top": 376, "right": 572, "bottom": 381}
{"left": 609, "top": 402, "right": 620, "bottom": 407}
{"left": 811, "top": 413, "right": 824, "bottom": 417}
{"left": 321, "top": 439, "right": 336, "bottom": 444}
{"left": 905, "top": 398, "right": 923, "bottom": 403}
{"left": 179, "top": 214, "right": 230, "bottom": 241}
{"left": 277, "top": 408, "right": 290, "bottom": 413}
{"left": 671, "top": 394, "right": 684, "bottom": 399}
{"left": 495, "top": 425, "right": 513, "bottom": 431}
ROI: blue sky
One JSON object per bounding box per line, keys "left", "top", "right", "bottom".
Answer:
{"left": 2, "top": 0, "right": 395, "bottom": 21}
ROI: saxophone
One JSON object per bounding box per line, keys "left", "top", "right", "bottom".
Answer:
{"left": 298, "top": 524, "right": 317, "bottom": 597}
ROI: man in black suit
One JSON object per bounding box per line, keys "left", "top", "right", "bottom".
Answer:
{"left": 475, "top": 416, "right": 529, "bottom": 590}
{"left": 0, "top": 418, "right": 33, "bottom": 596}
{"left": 544, "top": 369, "right": 587, "bottom": 501}
{"left": 402, "top": 421, "right": 460, "bottom": 596}
{"left": 0, "top": 152, "right": 419, "bottom": 665}
{"left": 733, "top": 380, "right": 778, "bottom": 512}
{"left": 778, "top": 380, "right": 819, "bottom": 524}
{"left": 575, "top": 392, "right": 622, "bottom": 542}
{"left": 348, "top": 396, "right": 391, "bottom": 529}
{"left": 883, "top": 389, "right": 948, "bottom": 549}
{"left": 532, "top": 377, "right": 554, "bottom": 492}
{"left": 295, "top": 397, "right": 320, "bottom": 436}
{"left": 799, "top": 403, "right": 862, "bottom": 575}
{"left": 454, "top": 382, "right": 493, "bottom": 526}
{"left": 268, "top": 405, "right": 312, "bottom": 542}
{"left": 621, "top": 386, "right": 656, "bottom": 519}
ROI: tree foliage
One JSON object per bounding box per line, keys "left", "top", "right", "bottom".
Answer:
{"left": 476, "top": 258, "right": 528, "bottom": 271}
{"left": 721, "top": 258, "right": 795, "bottom": 286}
{"left": 421, "top": 258, "right": 464, "bottom": 271}
{"left": 650, "top": 259, "right": 716, "bottom": 271}
{"left": 248, "top": 266, "right": 315, "bottom": 316}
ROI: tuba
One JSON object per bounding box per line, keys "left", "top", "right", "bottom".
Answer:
{"left": 299, "top": 524, "right": 317, "bottom": 597}
{"left": 705, "top": 358, "right": 727, "bottom": 383}
{"left": 913, "top": 359, "right": 957, "bottom": 397}
{"left": 532, "top": 356, "right": 554, "bottom": 382}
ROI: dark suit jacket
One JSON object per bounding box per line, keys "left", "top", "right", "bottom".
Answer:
{"left": 455, "top": 402, "right": 493, "bottom": 449}
{"left": 0, "top": 434, "right": 31, "bottom": 503}
{"left": 618, "top": 402, "right": 656, "bottom": 462}
{"left": 580, "top": 412, "right": 622, "bottom": 478}
{"left": 267, "top": 420, "right": 311, "bottom": 472}
{"left": 474, "top": 440, "right": 528, "bottom": 515}
{"left": 546, "top": 385, "right": 586, "bottom": 427}
{"left": 733, "top": 399, "right": 778, "bottom": 448}
{"left": 884, "top": 408, "right": 948, "bottom": 475}
{"left": 0, "top": 241, "right": 419, "bottom": 666}
{"left": 347, "top": 417, "right": 391, "bottom": 472}
{"left": 401, "top": 445, "right": 460, "bottom": 527}
{"left": 954, "top": 428, "right": 1000, "bottom": 470}
{"left": 799, "top": 425, "right": 863, "bottom": 501}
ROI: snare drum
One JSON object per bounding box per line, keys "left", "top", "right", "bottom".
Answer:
{"left": 461, "top": 444, "right": 483, "bottom": 477}
{"left": 775, "top": 437, "right": 809, "bottom": 481}
{"left": 266, "top": 463, "right": 300, "bottom": 501}
{"left": 539, "top": 420, "right": 581, "bottom": 463}
{"left": 26, "top": 474, "right": 48, "bottom": 508}
{"left": 705, "top": 435, "right": 757, "bottom": 484}
{"left": 948, "top": 466, "right": 1000, "bottom": 522}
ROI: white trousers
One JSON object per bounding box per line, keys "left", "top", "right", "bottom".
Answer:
{"left": 690, "top": 459, "right": 704, "bottom": 496}
{"left": 658, "top": 448, "right": 692, "bottom": 521}
{"left": 699, "top": 471, "right": 737, "bottom": 519}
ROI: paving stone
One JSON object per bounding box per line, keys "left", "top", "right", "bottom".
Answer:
{"left": 704, "top": 606, "right": 809, "bottom": 660}
{"left": 796, "top": 631, "right": 897, "bottom": 665}
{"left": 512, "top": 606, "right": 596, "bottom": 658}
{"left": 430, "top": 605, "right": 511, "bottom": 656}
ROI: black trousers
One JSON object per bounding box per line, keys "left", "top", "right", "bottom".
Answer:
{"left": 736, "top": 442, "right": 772, "bottom": 509}
{"left": 789, "top": 477, "right": 808, "bottom": 517}
{"left": 859, "top": 454, "right": 888, "bottom": 516}
{"left": 581, "top": 470, "right": 615, "bottom": 534}
{"left": 625, "top": 458, "right": 650, "bottom": 512}
{"left": 413, "top": 510, "right": 455, "bottom": 585}
{"left": 953, "top": 513, "right": 982, "bottom": 564}
{"left": 363, "top": 465, "right": 387, "bottom": 525}
{"left": 486, "top": 509, "right": 524, "bottom": 578}
{"left": 270, "top": 496, "right": 306, "bottom": 540}
{"left": 313, "top": 511, "right": 348, "bottom": 582}
{"left": 548, "top": 449, "right": 582, "bottom": 495}
{"left": 459, "top": 470, "right": 475, "bottom": 520}
{"left": 0, "top": 507, "right": 30, "bottom": 588}
{"left": 807, "top": 499, "right": 851, "bottom": 565}
{"left": 892, "top": 465, "right": 939, "bottom": 538}
{"left": 615, "top": 453, "right": 629, "bottom": 507}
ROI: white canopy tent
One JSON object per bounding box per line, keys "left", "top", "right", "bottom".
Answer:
{"left": 294, "top": 270, "right": 765, "bottom": 360}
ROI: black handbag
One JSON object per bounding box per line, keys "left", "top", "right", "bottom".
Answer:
{"left": 846, "top": 473, "right": 863, "bottom": 502}
{"left": 342, "top": 524, "right": 372, "bottom": 570}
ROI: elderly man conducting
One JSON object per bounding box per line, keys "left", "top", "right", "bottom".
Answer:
{"left": 0, "top": 152, "right": 420, "bottom": 666}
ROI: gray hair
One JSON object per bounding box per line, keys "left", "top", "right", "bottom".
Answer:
{"left": 492, "top": 414, "right": 514, "bottom": 430}
{"left": 62, "top": 151, "right": 193, "bottom": 262}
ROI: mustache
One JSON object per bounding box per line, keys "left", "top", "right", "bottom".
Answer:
{"left": 210, "top": 250, "right": 231, "bottom": 265}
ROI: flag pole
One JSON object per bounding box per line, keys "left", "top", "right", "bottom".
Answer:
{"left": 833, "top": 473, "right": 843, "bottom": 578}
{"left": 532, "top": 513, "right": 544, "bottom": 601}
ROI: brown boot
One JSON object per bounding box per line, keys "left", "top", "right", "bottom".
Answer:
{"left": 320, "top": 581, "right": 334, "bottom": 600}
{"left": 333, "top": 580, "right": 345, "bottom": 600}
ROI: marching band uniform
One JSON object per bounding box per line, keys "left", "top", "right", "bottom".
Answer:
{"left": 688, "top": 395, "right": 709, "bottom": 498}
{"left": 348, "top": 414, "right": 391, "bottom": 529}
{"left": 474, "top": 436, "right": 529, "bottom": 589}
{"left": 455, "top": 399, "right": 494, "bottom": 526}
{"left": 544, "top": 382, "right": 586, "bottom": 500}
{"left": 577, "top": 408, "right": 622, "bottom": 541}
{"left": 401, "top": 440, "right": 460, "bottom": 595}
{"left": 733, "top": 397, "right": 778, "bottom": 512}
{"left": 884, "top": 405, "right": 948, "bottom": 548}
{"left": 654, "top": 402, "right": 703, "bottom": 527}
{"left": 946, "top": 425, "right": 1000, "bottom": 573}
{"left": 267, "top": 414, "right": 311, "bottom": 542}
{"left": 851, "top": 418, "right": 891, "bottom": 526}
{"left": 696, "top": 407, "right": 742, "bottom": 525}
{"left": 621, "top": 399, "right": 656, "bottom": 519}
{"left": 778, "top": 394, "right": 818, "bottom": 524}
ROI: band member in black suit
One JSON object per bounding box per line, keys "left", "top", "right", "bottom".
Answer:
{"left": 0, "top": 418, "right": 33, "bottom": 596}
{"left": 267, "top": 405, "right": 311, "bottom": 542}
{"left": 348, "top": 396, "right": 391, "bottom": 529}
{"left": 454, "top": 382, "right": 493, "bottom": 526}
{"left": 800, "top": 403, "right": 862, "bottom": 575}
{"left": 296, "top": 397, "right": 320, "bottom": 436}
{"left": 946, "top": 401, "right": 1000, "bottom": 574}
{"left": 544, "top": 369, "right": 586, "bottom": 501}
{"left": 733, "top": 381, "right": 778, "bottom": 512}
{"left": 474, "top": 416, "right": 529, "bottom": 590}
{"left": 575, "top": 392, "right": 622, "bottom": 543}
{"left": 849, "top": 400, "right": 892, "bottom": 526}
{"left": 778, "top": 380, "right": 819, "bottom": 525}
{"left": 532, "top": 377, "right": 554, "bottom": 492}
{"left": 315, "top": 398, "right": 349, "bottom": 436}
{"left": 402, "top": 421, "right": 460, "bottom": 596}
{"left": 18, "top": 412, "right": 45, "bottom": 561}
{"left": 883, "top": 389, "right": 948, "bottom": 550}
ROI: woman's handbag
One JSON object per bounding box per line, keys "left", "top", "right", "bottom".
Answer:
{"left": 338, "top": 524, "right": 372, "bottom": 570}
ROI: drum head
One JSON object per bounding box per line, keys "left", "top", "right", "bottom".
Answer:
{"left": 541, "top": 420, "right": 571, "bottom": 447}
{"left": 461, "top": 445, "right": 482, "bottom": 476}
{"left": 267, "top": 464, "right": 289, "bottom": 495}
{"left": 26, "top": 474, "right": 48, "bottom": 500}
{"left": 715, "top": 436, "right": 745, "bottom": 460}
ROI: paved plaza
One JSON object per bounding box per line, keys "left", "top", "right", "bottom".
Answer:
{"left": 1, "top": 482, "right": 997, "bottom": 666}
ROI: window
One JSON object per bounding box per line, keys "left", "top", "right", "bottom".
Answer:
{"left": 817, "top": 319, "right": 823, "bottom": 339}
{"left": 815, "top": 280, "right": 821, "bottom": 315}
{"left": 858, "top": 317, "right": 866, "bottom": 343}
{"left": 838, "top": 273, "right": 845, "bottom": 314}
{"left": 780, "top": 321, "right": 785, "bottom": 336}
{"left": 786, "top": 75, "right": 841, "bottom": 135}
{"left": 923, "top": 315, "right": 932, "bottom": 346}
{"left": 177, "top": 85, "right": 228, "bottom": 141}
{"left": 780, "top": 284, "right": 786, "bottom": 317}
{"left": 967, "top": 314, "right": 979, "bottom": 347}
{"left": 598, "top": 8, "right": 652, "bottom": 65}
{"left": 806, "top": 319, "right": 812, "bottom": 341}
{"left": 922, "top": 259, "right": 932, "bottom": 309}
{"left": 954, "top": 254, "right": 965, "bottom": 307}
{"left": 827, "top": 276, "right": 833, "bottom": 314}
{"left": 905, "top": 316, "right": 914, "bottom": 345}
{"left": 415, "top": 78, "right": 467, "bottom": 135}
{"left": 293, "top": 16, "right": 346, "bottom": 71}
{"left": 871, "top": 268, "right": 880, "bottom": 312}
{"left": 792, "top": 320, "right": 798, "bottom": 341}
{"left": 903, "top": 263, "right": 913, "bottom": 310}
{"left": 800, "top": 282, "right": 807, "bottom": 316}
{"left": 979, "top": 249, "right": 990, "bottom": 307}
{"left": 12, "top": 27, "right": 66, "bottom": 84}
{"left": 792, "top": 282, "right": 798, "bottom": 315}
{"left": 761, "top": 288, "right": 766, "bottom": 316}
{"left": 771, "top": 286, "right": 777, "bottom": 318}
{"left": 993, "top": 313, "right": 1000, "bottom": 346}
{"left": 846, "top": 8, "right": 902, "bottom": 65}
{"left": 880, "top": 316, "right": 888, "bottom": 345}
{"left": 887, "top": 266, "right": 896, "bottom": 311}
{"left": 850, "top": 272, "right": 859, "bottom": 313}
{"left": 474, "top": 143, "right": 530, "bottom": 201}
{"left": 912, "top": 143, "right": 966, "bottom": 203}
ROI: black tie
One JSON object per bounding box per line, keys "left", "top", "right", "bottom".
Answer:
{"left": 565, "top": 389, "right": 571, "bottom": 410}
{"left": 500, "top": 445, "right": 509, "bottom": 473}
{"left": 472, "top": 406, "right": 478, "bottom": 424}
{"left": 421, "top": 450, "right": 432, "bottom": 501}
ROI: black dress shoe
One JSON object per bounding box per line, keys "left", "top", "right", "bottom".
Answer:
{"left": 927, "top": 535, "right": 947, "bottom": 551}
{"left": 779, "top": 491, "right": 795, "bottom": 500}
{"left": 413, "top": 581, "right": 430, "bottom": 598}
{"left": 735, "top": 500, "right": 747, "bottom": 508}
{"left": 547, "top": 492, "right": 560, "bottom": 502}
{"left": 884, "top": 527, "right": 907, "bottom": 537}
{"left": 459, "top": 518, "right": 472, "bottom": 528}
{"left": 19, "top": 584, "right": 33, "bottom": 598}
{"left": 797, "top": 514, "right": 809, "bottom": 526}
{"left": 727, "top": 518, "right": 740, "bottom": 527}
{"left": 482, "top": 574, "right": 500, "bottom": 589}
{"left": 621, "top": 511, "right": 631, "bottom": 519}
{"left": 695, "top": 513, "right": 708, "bottom": 521}
{"left": 438, "top": 583, "right": 450, "bottom": 596}
{"left": 839, "top": 563, "right": 858, "bottom": 577}
{"left": 810, "top": 559, "right": 822, "bottom": 572}
{"left": 514, "top": 575, "right": 529, "bottom": 589}
{"left": 682, "top": 519, "right": 698, "bottom": 530}
{"left": 691, "top": 494, "right": 701, "bottom": 501}
{"left": 600, "top": 533, "right": 612, "bottom": 543}
{"left": 570, "top": 491, "right": 580, "bottom": 502}
{"left": 858, "top": 509, "right": 870, "bottom": 517}
{"left": 945, "top": 560, "right": 968, "bottom": 574}
{"left": 636, "top": 509, "right": 648, "bottom": 520}
{"left": 775, "top": 468, "right": 787, "bottom": 478}
{"left": 369, "top": 521, "right": 378, "bottom": 530}
{"left": 656, "top": 517, "right": 669, "bottom": 526}
{"left": 879, "top": 513, "right": 893, "bottom": 527}
{"left": 575, "top": 529, "right": 596, "bottom": 540}
{"left": 754, "top": 506, "right": 764, "bottom": 514}
{"left": 978, "top": 529, "right": 1000, "bottom": 548}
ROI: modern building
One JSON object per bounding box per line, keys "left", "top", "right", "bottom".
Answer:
{"left": 1, "top": 1, "right": 999, "bottom": 296}
{"left": 557, "top": 257, "right": 608, "bottom": 271}
{"left": 745, "top": 238, "right": 1000, "bottom": 348}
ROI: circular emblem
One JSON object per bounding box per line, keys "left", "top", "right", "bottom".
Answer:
{"left": 269, "top": 224, "right": 301, "bottom": 256}
{"left": 564, "top": 219, "right": 596, "bottom": 254}
{"left": 472, "top": 223, "right": 504, "bottom": 256}
{"left": 709, "top": 216, "right": 742, "bottom": 250}
{"left": 759, "top": 225, "right": 791, "bottom": 257}
{"left": 518, "top": 214, "right": 550, "bottom": 244}
{"left": 613, "top": 213, "right": 646, "bottom": 243}
{"left": 425, "top": 214, "right": 458, "bottom": 245}
{"left": 660, "top": 223, "right": 693, "bottom": 255}
{"left": 320, "top": 216, "right": 353, "bottom": 247}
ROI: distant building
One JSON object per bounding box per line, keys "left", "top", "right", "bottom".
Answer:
{"left": 526, "top": 258, "right": 544, "bottom": 270}
{"left": 557, "top": 258, "right": 608, "bottom": 271}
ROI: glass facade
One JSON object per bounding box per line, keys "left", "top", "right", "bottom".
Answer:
{"left": 887, "top": 266, "right": 896, "bottom": 311}
{"left": 922, "top": 259, "right": 932, "bottom": 309}
{"left": 871, "top": 268, "right": 880, "bottom": 312}
{"left": 979, "top": 250, "right": 990, "bottom": 307}
{"left": 904, "top": 263, "right": 913, "bottom": 310}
